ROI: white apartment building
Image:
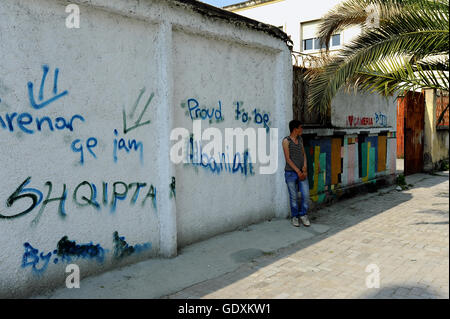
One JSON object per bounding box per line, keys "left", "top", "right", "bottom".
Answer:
{"left": 224, "top": 0, "right": 361, "bottom": 64}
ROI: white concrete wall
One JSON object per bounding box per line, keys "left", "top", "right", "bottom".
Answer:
{"left": 172, "top": 30, "right": 290, "bottom": 246}
{"left": 0, "top": 0, "right": 292, "bottom": 297}
{"left": 331, "top": 90, "right": 397, "bottom": 130}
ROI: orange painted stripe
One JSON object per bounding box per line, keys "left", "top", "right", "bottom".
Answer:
{"left": 331, "top": 138, "right": 341, "bottom": 185}
{"left": 378, "top": 135, "right": 387, "bottom": 172}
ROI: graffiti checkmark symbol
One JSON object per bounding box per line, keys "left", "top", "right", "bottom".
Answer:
{"left": 28, "top": 64, "right": 69, "bottom": 110}
{"left": 123, "top": 88, "right": 154, "bottom": 134}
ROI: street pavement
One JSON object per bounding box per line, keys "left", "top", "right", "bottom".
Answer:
{"left": 35, "top": 172, "right": 449, "bottom": 299}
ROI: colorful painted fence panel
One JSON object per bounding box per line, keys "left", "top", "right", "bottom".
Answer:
{"left": 304, "top": 132, "right": 396, "bottom": 203}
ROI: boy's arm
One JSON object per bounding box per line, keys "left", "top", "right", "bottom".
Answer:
{"left": 302, "top": 144, "right": 307, "bottom": 175}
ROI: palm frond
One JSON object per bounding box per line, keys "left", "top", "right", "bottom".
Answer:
{"left": 318, "top": 0, "right": 449, "bottom": 49}
{"left": 306, "top": 0, "right": 449, "bottom": 117}
{"left": 353, "top": 56, "right": 449, "bottom": 95}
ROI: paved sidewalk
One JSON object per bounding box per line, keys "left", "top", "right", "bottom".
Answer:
{"left": 35, "top": 172, "right": 449, "bottom": 299}
{"left": 167, "top": 172, "right": 449, "bottom": 299}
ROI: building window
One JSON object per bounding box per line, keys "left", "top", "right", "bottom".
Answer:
{"left": 302, "top": 34, "right": 341, "bottom": 51}
{"left": 303, "top": 38, "right": 313, "bottom": 51}
{"left": 331, "top": 34, "right": 341, "bottom": 47}
{"left": 314, "top": 38, "right": 326, "bottom": 50}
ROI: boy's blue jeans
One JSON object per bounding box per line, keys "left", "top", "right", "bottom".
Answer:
{"left": 285, "top": 170, "right": 310, "bottom": 217}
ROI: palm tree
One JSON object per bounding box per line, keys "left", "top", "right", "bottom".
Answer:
{"left": 305, "top": 0, "right": 449, "bottom": 122}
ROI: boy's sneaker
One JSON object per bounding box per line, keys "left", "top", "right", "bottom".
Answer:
{"left": 300, "top": 215, "right": 311, "bottom": 227}
{"left": 291, "top": 216, "right": 300, "bottom": 227}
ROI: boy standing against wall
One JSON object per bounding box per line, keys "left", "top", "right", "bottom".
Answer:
{"left": 282, "top": 120, "right": 311, "bottom": 227}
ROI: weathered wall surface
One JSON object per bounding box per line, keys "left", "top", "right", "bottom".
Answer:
{"left": 0, "top": 0, "right": 291, "bottom": 297}
{"left": 424, "top": 89, "right": 449, "bottom": 171}
{"left": 331, "top": 90, "right": 396, "bottom": 129}
{"left": 301, "top": 90, "right": 397, "bottom": 205}
{"left": 172, "top": 30, "right": 288, "bottom": 246}
{"left": 436, "top": 129, "right": 449, "bottom": 164}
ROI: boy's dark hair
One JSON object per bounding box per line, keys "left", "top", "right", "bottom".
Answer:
{"left": 289, "top": 120, "right": 302, "bottom": 133}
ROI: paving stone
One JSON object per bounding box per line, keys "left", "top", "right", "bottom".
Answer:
{"left": 165, "top": 174, "right": 448, "bottom": 299}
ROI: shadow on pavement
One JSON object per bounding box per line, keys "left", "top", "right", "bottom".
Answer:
{"left": 167, "top": 173, "right": 448, "bottom": 299}
{"left": 30, "top": 173, "right": 448, "bottom": 299}
{"left": 358, "top": 284, "right": 445, "bottom": 299}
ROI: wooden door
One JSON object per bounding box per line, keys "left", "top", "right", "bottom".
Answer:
{"left": 403, "top": 91, "right": 425, "bottom": 175}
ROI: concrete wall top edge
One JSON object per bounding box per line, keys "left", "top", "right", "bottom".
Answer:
{"left": 68, "top": 0, "right": 291, "bottom": 52}
{"left": 171, "top": 24, "right": 282, "bottom": 53}
{"left": 169, "top": 0, "right": 291, "bottom": 43}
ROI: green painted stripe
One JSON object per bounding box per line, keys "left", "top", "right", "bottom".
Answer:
{"left": 361, "top": 142, "right": 367, "bottom": 178}
{"left": 369, "top": 147, "right": 376, "bottom": 180}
